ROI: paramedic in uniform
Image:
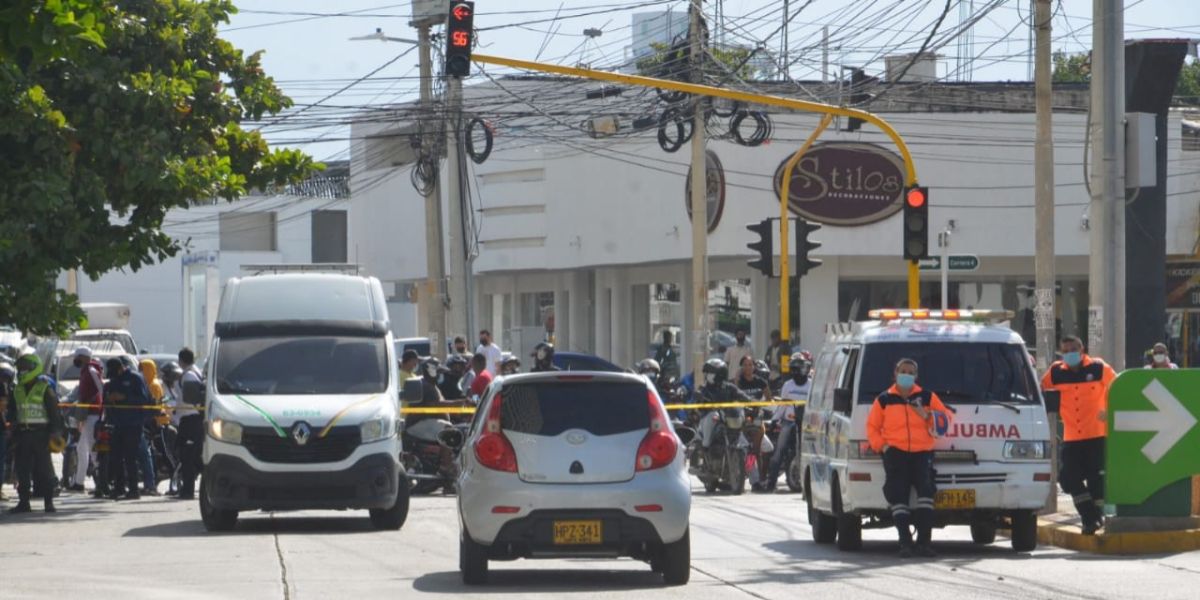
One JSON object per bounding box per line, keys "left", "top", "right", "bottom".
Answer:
{"left": 866, "top": 358, "right": 951, "bottom": 558}
{"left": 1041, "top": 335, "right": 1116, "bottom": 535}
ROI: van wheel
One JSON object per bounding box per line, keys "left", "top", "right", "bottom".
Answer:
{"left": 833, "top": 479, "right": 862, "bottom": 551}
{"left": 806, "top": 472, "right": 837, "bottom": 544}
{"left": 199, "top": 475, "right": 238, "bottom": 532}
{"left": 660, "top": 529, "right": 691, "bottom": 586}
{"left": 369, "top": 476, "right": 410, "bottom": 530}
{"left": 1010, "top": 510, "right": 1039, "bottom": 552}
{"left": 971, "top": 521, "right": 997, "bottom": 545}
{"left": 460, "top": 529, "right": 489, "bottom": 585}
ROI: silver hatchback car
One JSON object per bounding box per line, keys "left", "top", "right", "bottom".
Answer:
{"left": 445, "top": 371, "right": 693, "bottom": 585}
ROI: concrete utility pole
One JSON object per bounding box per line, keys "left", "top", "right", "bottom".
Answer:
{"left": 445, "top": 74, "right": 469, "bottom": 351}
{"left": 418, "top": 24, "right": 448, "bottom": 358}
{"left": 1088, "top": 0, "right": 1126, "bottom": 369}
{"left": 688, "top": 0, "right": 709, "bottom": 382}
{"left": 1034, "top": 0, "right": 1056, "bottom": 374}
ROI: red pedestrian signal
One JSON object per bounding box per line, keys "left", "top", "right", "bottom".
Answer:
{"left": 445, "top": 2, "right": 475, "bottom": 77}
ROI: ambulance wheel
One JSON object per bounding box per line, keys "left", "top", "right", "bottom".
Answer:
{"left": 971, "top": 522, "right": 997, "bottom": 545}
{"left": 833, "top": 479, "right": 862, "bottom": 551}
{"left": 1010, "top": 510, "right": 1038, "bottom": 552}
{"left": 199, "top": 475, "right": 238, "bottom": 532}
{"left": 369, "top": 476, "right": 410, "bottom": 530}
{"left": 806, "top": 472, "right": 837, "bottom": 544}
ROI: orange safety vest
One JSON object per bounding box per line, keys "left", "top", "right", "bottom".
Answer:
{"left": 1041, "top": 355, "right": 1116, "bottom": 442}
{"left": 866, "top": 384, "right": 951, "bottom": 453}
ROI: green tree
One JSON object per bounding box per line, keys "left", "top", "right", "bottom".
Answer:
{"left": 1176, "top": 58, "right": 1200, "bottom": 106}
{"left": 1052, "top": 50, "right": 1091, "bottom": 83}
{"left": 636, "top": 42, "right": 759, "bottom": 82}
{"left": 1, "top": 1, "right": 317, "bottom": 335}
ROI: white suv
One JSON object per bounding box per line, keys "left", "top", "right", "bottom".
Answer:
{"left": 445, "top": 371, "right": 693, "bottom": 585}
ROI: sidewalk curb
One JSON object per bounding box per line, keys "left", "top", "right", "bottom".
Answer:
{"left": 1038, "top": 519, "right": 1200, "bottom": 554}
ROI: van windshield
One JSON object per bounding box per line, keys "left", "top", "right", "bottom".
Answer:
{"left": 857, "top": 342, "right": 1039, "bottom": 405}
{"left": 215, "top": 336, "right": 388, "bottom": 395}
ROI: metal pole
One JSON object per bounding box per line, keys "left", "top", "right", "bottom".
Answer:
{"left": 821, "top": 26, "right": 829, "bottom": 84}
{"left": 1034, "top": 0, "right": 1056, "bottom": 374}
{"left": 446, "top": 74, "right": 469, "bottom": 355}
{"left": 418, "top": 25, "right": 448, "bottom": 359}
{"left": 940, "top": 231, "right": 949, "bottom": 310}
{"left": 1089, "top": 0, "right": 1125, "bottom": 368}
{"left": 908, "top": 261, "right": 920, "bottom": 308}
{"left": 689, "top": 0, "right": 708, "bottom": 383}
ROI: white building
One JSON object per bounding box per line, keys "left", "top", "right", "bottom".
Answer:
{"left": 349, "top": 78, "right": 1200, "bottom": 372}
{"left": 623, "top": 10, "right": 690, "bottom": 72}
{"left": 64, "top": 163, "right": 360, "bottom": 356}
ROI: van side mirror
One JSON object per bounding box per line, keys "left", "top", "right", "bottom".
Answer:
{"left": 437, "top": 428, "right": 465, "bottom": 450}
{"left": 400, "top": 379, "right": 424, "bottom": 403}
{"left": 1042, "top": 389, "right": 1061, "bottom": 414}
{"left": 674, "top": 426, "right": 697, "bottom": 446}
{"left": 833, "top": 388, "right": 853, "bottom": 414}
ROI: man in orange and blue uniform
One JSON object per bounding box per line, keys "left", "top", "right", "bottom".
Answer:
{"left": 1041, "top": 335, "right": 1116, "bottom": 535}
{"left": 867, "top": 358, "right": 951, "bottom": 558}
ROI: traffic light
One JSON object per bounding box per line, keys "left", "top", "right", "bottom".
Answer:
{"left": 746, "top": 219, "right": 774, "bottom": 277}
{"left": 796, "top": 218, "right": 823, "bottom": 277}
{"left": 844, "top": 68, "right": 878, "bottom": 132}
{"left": 445, "top": 1, "right": 475, "bottom": 77}
{"left": 902, "top": 185, "right": 930, "bottom": 260}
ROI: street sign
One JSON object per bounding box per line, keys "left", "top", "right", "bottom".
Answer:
{"left": 1107, "top": 370, "right": 1200, "bottom": 505}
{"left": 917, "top": 255, "right": 979, "bottom": 271}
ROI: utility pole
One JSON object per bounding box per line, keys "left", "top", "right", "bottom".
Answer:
{"left": 445, "top": 75, "right": 469, "bottom": 352}
{"left": 418, "top": 23, "right": 448, "bottom": 359}
{"left": 1089, "top": 0, "right": 1126, "bottom": 369}
{"left": 688, "top": 0, "right": 709, "bottom": 382}
{"left": 821, "top": 26, "right": 829, "bottom": 84}
{"left": 1034, "top": 0, "right": 1055, "bottom": 374}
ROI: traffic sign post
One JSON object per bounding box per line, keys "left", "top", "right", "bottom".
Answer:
{"left": 918, "top": 255, "right": 979, "bottom": 271}
{"left": 1107, "top": 370, "right": 1200, "bottom": 516}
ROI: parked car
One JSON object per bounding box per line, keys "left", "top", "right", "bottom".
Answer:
{"left": 446, "top": 371, "right": 695, "bottom": 585}
{"left": 395, "top": 337, "right": 432, "bottom": 359}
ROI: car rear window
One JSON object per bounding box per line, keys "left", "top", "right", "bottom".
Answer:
{"left": 500, "top": 381, "right": 649, "bottom": 437}
{"left": 857, "top": 342, "right": 1038, "bottom": 405}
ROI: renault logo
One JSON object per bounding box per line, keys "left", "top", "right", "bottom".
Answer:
{"left": 292, "top": 422, "right": 312, "bottom": 446}
{"left": 565, "top": 430, "right": 588, "bottom": 446}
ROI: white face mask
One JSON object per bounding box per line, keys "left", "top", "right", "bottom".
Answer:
{"left": 1153, "top": 353, "right": 1169, "bottom": 364}
{"left": 704, "top": 373, "right": 717, "bottom": 385}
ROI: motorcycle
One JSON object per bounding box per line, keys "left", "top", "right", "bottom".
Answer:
{"left": 401, "top": 421, "right": 470, "bottom": 495}
{"left": 688, "top": 405, "right": 750, "bottom": 495}
{"left": 765, "top": 414, "right": 804, "bottom": 493}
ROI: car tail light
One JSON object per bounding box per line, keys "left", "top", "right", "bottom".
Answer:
{"left": 848, "top": 472, "right": 872, "bottom": 482}
{"left": 1034, "top": 472, "right": 1052, "bottom": 482}
{"left": 635, "top": 504, "right": 663, "bottom": 512}
{"left": 473, "top": 393, "right": 518, "bottom": 473}
{"left": 636, "top": 390, "right": 677, "bottom": 472}
{"left": 491, "top": 506, "right": 521, "bottom": 514}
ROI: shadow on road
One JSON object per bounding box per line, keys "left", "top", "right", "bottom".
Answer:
{"left": 412, "top": 569, "right": 668, "bottom": 594}
{"left": 124, "top": 514, "right": 379, "bottom": 537}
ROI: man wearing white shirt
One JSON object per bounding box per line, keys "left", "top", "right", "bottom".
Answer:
{"left": 475, "top": 329, "right": 503, "bottom": 376}
{"left": 764, "top": 353, "right": 812, "bottom": 492}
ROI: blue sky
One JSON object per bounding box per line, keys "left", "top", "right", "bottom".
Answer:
{"left": 218, "top": 0, "right": 1200, "bottom": 161}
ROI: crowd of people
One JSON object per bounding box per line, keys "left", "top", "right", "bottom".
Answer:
{"left": 0, "top": 346, "right": 206, "bottom": 513}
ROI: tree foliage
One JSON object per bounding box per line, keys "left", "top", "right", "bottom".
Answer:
{"left": 636, "top": 41, "right": 759, "bottom": 82}
{"left": 1052, "top": 50, "right": 1091, "bottom": 83}
{"left": 1176, "top": 58, "right": 1200, "bottom": 107}
{"left": 0, "top": 0, "right": 318, "bottom": 335}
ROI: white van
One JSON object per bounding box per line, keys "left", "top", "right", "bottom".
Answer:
{"left": 801, "top": 309, "right": 1053, "bottom": 552}
{"left": 200, "top": 274, "right": 407, "bottom": 531}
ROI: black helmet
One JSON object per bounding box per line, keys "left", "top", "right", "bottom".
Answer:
{"left": 635, "top": 358, "right": 661, "bottom": 375}
{"left": 160, "top": 361, "right": 183, "bottom": 381}
{"left": 702, "top": 358, "right": 728, "bottom": 384}
{"left": 531, "top": 342, "right": 555, "bottom": 363}
{"left": 0, "top": 361, "right": 15, "bottom": 383}
{"left": 421, "top": 357, "right": 441, "bottom": 379}
{"left": 754, "top": 359, "right": 770, "bottom": 378}
{"left": 789, "top": 352, "right": 810, "bottom": 374}
{"left": 446, "top": 353, "right": 469, "bottom": 369}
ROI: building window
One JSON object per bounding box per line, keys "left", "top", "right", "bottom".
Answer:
{"left": 219, "top": 211, "right": 276, "bottom": 251}
{"left": 311, "top": 210, "right": 348, "bottom": 263}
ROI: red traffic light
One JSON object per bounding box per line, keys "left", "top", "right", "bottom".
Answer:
{"left": 452, "top": 3, "right": 472, "bottom": 21}
{"left": 906, "top": 187, "right": 927, "bottom": 208}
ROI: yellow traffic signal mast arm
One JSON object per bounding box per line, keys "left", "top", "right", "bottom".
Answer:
{"left": 471, "top": 53, "right": 919, "bottom": 187}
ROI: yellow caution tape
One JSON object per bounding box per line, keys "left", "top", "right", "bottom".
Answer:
{"left": 398, "top": 400, "right": 805, "bottom": 416}
{"left": 402, "top": 406, "right": 479, "bottom": 415}
{"left": 59, "top": 403, "right": 204, "bottom": 412}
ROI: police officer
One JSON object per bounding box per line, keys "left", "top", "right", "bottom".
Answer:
{"left": 4, "top": 353, "right": 65, "bottom": 513}
{"left": 530, "top": 342, "right": 560, "bottom": 372}
{"left": 866, "top": 358, "right": 951, "bottom": 558}
{"left": 1041, "top": 335, "right": 1116, "bottom": 535}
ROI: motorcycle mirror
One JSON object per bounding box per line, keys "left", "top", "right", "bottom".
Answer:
{"left": 437, "top": 427, "right": 465, "bottom": 450}
{"left": 400, "top": 379, "right": 424, "bottom": 403}
{"left": 674, "top": 426, "right": 697, "bottom": 446}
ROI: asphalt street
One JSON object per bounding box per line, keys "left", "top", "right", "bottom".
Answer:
{"left": 4, "top": 478, "right": 1199, "bottom": 600}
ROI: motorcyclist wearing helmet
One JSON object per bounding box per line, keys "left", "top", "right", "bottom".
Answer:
{"left": 404, "top": 358, "right": 466, "bottom": 474}
{"left": 530, "top": 342, "right": 560, "bottom": 372}
{"left": 3, "top": 353, "right": 65, "bottom": 513}
{"left": 763, "top": 352, "right": 813, "bottom": 492}
{"left": 499, "top": 353, "right": 521, "bottom": 376}
{"left": 696, "top": 358, "right": 750, "bottom": 448}
{"left": 636, "top": 358, "right": 661, "bottom": 382}
{"left": 733, "top": 355, "right": 771, "bottom": 490}
{"left": 438, "top": 354, "right": 469, "bottom": 401}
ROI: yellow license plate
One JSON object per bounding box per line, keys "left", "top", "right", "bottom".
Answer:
{"left": 935, "top": 489, "right": 976, "bottom": 510}
{"left": 552, "top": 520, "right": 603, "bottom": 545}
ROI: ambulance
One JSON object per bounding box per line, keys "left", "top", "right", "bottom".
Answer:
{"left": 800, "top": 309, "right": 1055, "bottom": 552}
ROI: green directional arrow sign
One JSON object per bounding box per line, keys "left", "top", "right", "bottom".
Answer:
{"left": 917, "top": 255, "right": 979, "bottom": 271}
{"left": 1107, "top": 370, "right": 1200, "bottom": 505}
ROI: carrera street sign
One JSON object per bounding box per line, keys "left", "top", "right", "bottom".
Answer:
{"left": 772, "top": 142, "right": 906, "bottom": 226}
{"left": 917, "top": 255, "right": 980, "bottom": 271}
{"left": 1107, "top": 370, "right": 1200, "bottom": 505}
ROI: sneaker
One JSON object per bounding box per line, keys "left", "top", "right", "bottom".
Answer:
{"left": 67, "top": 484, "right": 86, "bottom": 493}
{"left": 43, "top": 501, "right": 57, "bottom": 513}
{"left": 8, "top": 502, "right": 32, "bottom": 514}
{"left": 1081, "top": 520, "right": 1100, "bottom": 535}
{"left": 142, "top": 488, "right": 160, "bottom": 497}
{"left": 914, "top": 544, "right": 938, "bottom": 558}
{"left": 897, "top": 545, "right": 914, "bottom": 559}
{"left": 750, "top": 483, "right": 768, "bottom": 493}
{"left": 124, "top": 491, "right": 141, "bottom": 500}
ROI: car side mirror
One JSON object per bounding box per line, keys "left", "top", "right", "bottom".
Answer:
{"left": 1042, "top": 389, "right": 1061, "bottom": 414}
{"left": 400, "top": 379, "right": 424, "bottom": 403}
{"left": 437, "top": 428, "right": 465, "bottom": 450}
{"left": 674, "top": 425, "right": 697, "bottom": 446}
{"left": 833, "top": 388, "right": 853, "bottom": 414}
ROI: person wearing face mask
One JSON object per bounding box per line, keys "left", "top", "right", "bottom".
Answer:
{"left": 695, "top": 359, "right": 750, "bottom": 449}
{"left": 530, "top": 342, "right": 560, "bottom": 372}
{"left": 475, "top": 329, "right": 503, "bottom": 375}
{"left": 763, "top": 353, "right": 812, "bottom": 492}
{"left": 1041, "top": 335, "right": 1116, "bottom": 535}
{"left": 1144, "top": 342, "right": 1179, "bottom": 369}
{"left": 866, "top": 358, "right": 951, "bottom": 558}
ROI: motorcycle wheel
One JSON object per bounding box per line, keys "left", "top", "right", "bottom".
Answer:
{"left": 702, "top": 479, "right": 718, "bottom": 494}
{"left": 727, "top": 448, "right": 747, "bottom": 495}
{"left": 785, "top": 455, "right": 804, "bottom": 493}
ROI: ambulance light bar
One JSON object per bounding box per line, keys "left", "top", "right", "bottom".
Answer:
{"left": 867, "top": 309, "right": 1014, "bottom": 322}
